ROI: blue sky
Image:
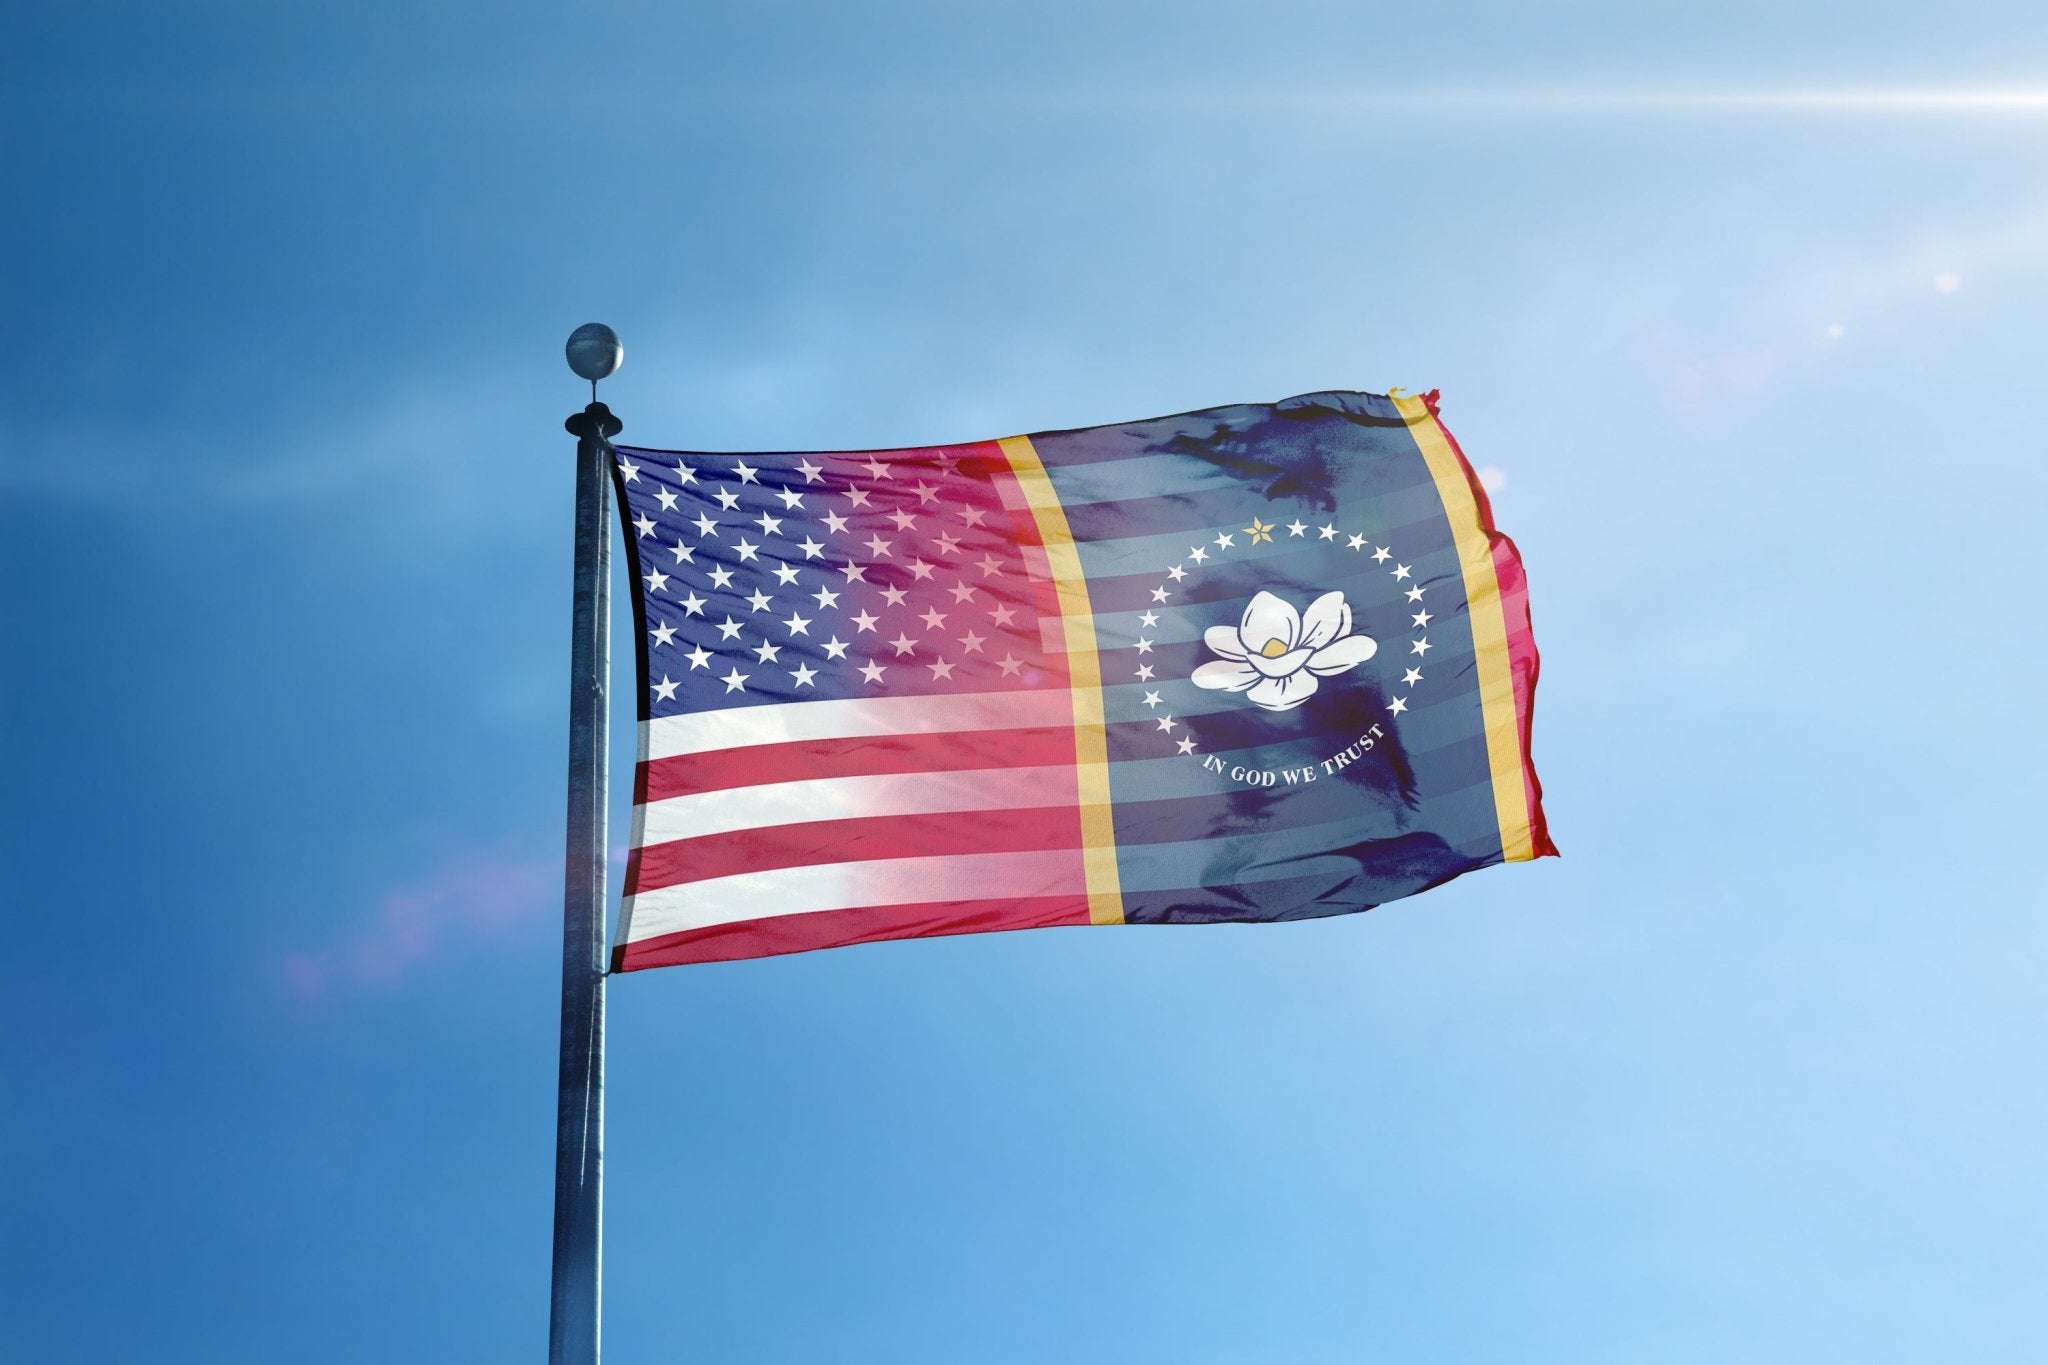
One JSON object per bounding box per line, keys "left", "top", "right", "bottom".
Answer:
{"left": 5, "top": 2, "right": 2048, "bottom": 1361}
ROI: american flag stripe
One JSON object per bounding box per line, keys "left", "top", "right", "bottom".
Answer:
{"left": 619, "top": 895, "right": 1094, "bottom": 971}
{"left": 629, "top": 805, "right": 1085, "bottom": 890}
{"left": 620, "top": 848, "right": 1090, "bottom": 940}
{"left": 636, "top": 725, "right": 1082, "bottom": 803}
{"left": 636, "top": 764, "right": 1082, "bottom": 845}
{"left": 639, "top": 689, "right": 1073, "bottom": 760}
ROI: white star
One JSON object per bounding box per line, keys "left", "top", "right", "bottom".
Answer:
{"left": 928, "top": 657, "right": 955, "bottom": 679}
{"left": 733, "top": 538, "right": 760, "bottom": 563}
{"left": 643, "top": 568, "right": 669, "bottom": 593}
{"left": 790, "top": 663, "right": 818, "bottom": 688}
{"left": 988, "top": 603, "right": 1016, "bottom": 627}
{"left": 1134, "top": 663, "right": 1155, "bottom": 681}
{"left": 996, "top": 653, "right": 1023, "bottom": 677}
{"left": 935, "top": 532, "right": 960, "bottom": 556}
{"left": 838, "top": 562, "right": 865, "bottom": 583}
{"left": 1346, "top": 533, "right": 1367, "bottom": 551}
{"left": 776, "top": 488, "right": 804, "bottom": 510}
{"left": 1166, "top": 565, "right": 1187, "bottom": 582}
{"left": 692, "top": 513, "right": 719, "bottom": 538}
{"left": 907, "top": 560, "right": 936, "bottom": 581}
{"left": 811, "top": 586, "right": 841, "bottom": 609}
{"left": 654, "top": 487, "right": 679, "bottom": 512}
{"left": 978, "top": 554, "right": 1003, "bottom": 577}
{"left": 1411, "top": 609, "right": 1432, "bottom": 627}
{"left": 798, "top": 537, "right": 825, "bottom": 560}
{"left": 633, "top": 514, "right": 656, "bottom": 538}
{"left": 650, "top": 621, "right": 677, "bottom": 646}
{"left": 684, "top": 645, "right": 712, "bottom": 670}
{"left": 715, "top": 616, "right": 744, "bottom": 640}
{"left": 851, "top": 610, "right": 879, "bottom": 633}
{"left": 615, "top": 457, "right": 640, "bottom": 483}
{"left": 1188, "top": 547, "right": 1209, "bottom": 564}
{"left": 822, "top": 636, "right": 851, "bottom": 660}
{"left": 879, "top": 585, "right": 908, "bottom": 607}
{"left": 1139, "top": 611, "right": 1159, "bottom": 628}
{"left": 679, "top": 592, "right": 706, "bottom": 617}
{"left": 754, "top": 512, "right": 783, "bottom": 536}
{"left": 960, "top": 506, "right": 988, "bottom": 528}
{"left": 1155, "top": 715, "right": 1177, "bottom": 733}
{"left": 674, "top": 461, "right": 696, "bottom": 486}
{"left": 714, "top": 488, "right": 740, "bottom": 511}
{"left": 1402, "top": 668, "right": 1423, "bottom": 686}
{"left": 1149, "top": 586, "right": 1170, "bottom": 603}
{"left": 1372, "top": 546, "right": 1392, "bottom": 564}
{"left": 1405, "top": 585, "right": 1425, "bottom": 602}
{"left": 914, "top": 483, "right": 938, "bottom": 506}
{"left": 772, "top": 564, "right": 800, "bottom": 586}
{"left": 1318, "top": 524, "right": 1338, "bottom": 541}
{"left": 889, "top": 632, "right": 917, "bottom": 656}
{"left": 669, "top": 541, "right": 694, "bottom": 564}
{"left": 887, "top": 508, "right": 917, "bottom": 531}
{"left": 844, "top": 488, "right": 871, "bottom": 508}
{"left": 821, "top": 511, "right": 850, "bottom": 535}
{"left": 783, "top": 612, "right": 811, "bottom": 636}
{"left": 719, "top": 667, "right": 748, "bottom": 693}
{"left": 707, "top": 566, "right": 735, "bottom": 590}
{"left": 1286, "top": 520, "right": 1307, "bottom": 537}
{"left": 864, "top": 533, "right": 892, "bottom": 558}
{"left": 1143, "top": 690, "right": 1162, "bottom": 708}
{"left": 796, "top": 458, "right": 823, "bottom": 484}
{"left": 1387, "top": 696, "right": 1409, "bottom": 715}
{"left": 1175, "top": 737, "right": 1197, "bottom": 755}
{"left": 918, "top": 606, "right": 947, "bottom": 631}
{"left": 862, "top": 457, "right": 890, "bottom": 480}
{"left": 947, "top": 582, "right": 977, "bottom": 604}
{"left": 1213, "top": 532, "right": 1235, "bottom": 550}
{"left": 745, "top": 589, "right": 773, "bottom": 613}
{"left": 1392, "top": 563, "right": 1412, "bottom": 580}
{"left": 1410, "top": 637, "right": 1431, "bottom": 656}
{"left": 652, "top": 675, "right": 680, "bottom": 702}
{"left": 751, "top": 639, "right": 781, "bottom": 663}
{"left": 859, "top": 660, "right": 886, "bottom": 684}
{"left": 958, "top": 630, "right": 986, "bottom": 653}
{"left": 1134, "top": 637, "right": 1154, "bottom": 654}
{"left": 733, "top": 460, "right": 758, "bottom": 484}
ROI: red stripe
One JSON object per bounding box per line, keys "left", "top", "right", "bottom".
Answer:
{"left": 627, "top": 804, "right": 1085, "bottom": 893}
{"left": 1424, "top": 391, "right": 1556, "bottom": 858}
{"left": 636, "top": 725, "right": 1081, "bottom": 803}
{"left": 612, "top": 893, "right": 1094, "bottom": 969}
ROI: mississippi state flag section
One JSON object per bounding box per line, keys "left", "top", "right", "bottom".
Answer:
{"left": 608, "top": 390, "right": 1553, "bottom": 970}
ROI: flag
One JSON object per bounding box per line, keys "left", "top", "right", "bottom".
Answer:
{"left": 606, "top": 389, "right": 1553, "bottom": 970}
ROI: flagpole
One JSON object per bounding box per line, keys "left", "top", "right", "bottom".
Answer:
{"left": 551, "top": 323, "right": 622, "bottom": 1365}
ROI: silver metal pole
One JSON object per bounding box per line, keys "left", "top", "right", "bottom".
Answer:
{"left": 551, "top": 325, "right": 622, "bottom": 1365}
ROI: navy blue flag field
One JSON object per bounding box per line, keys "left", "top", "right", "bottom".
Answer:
{"left": 606, "top": 389, "right": 1554, "bottom": 969}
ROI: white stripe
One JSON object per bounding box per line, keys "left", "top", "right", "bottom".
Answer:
{"left": 620, "top": 848, "right": 1086, "bottom": 939}
{"left": 642, "top": 688, "right": 1074, "bottom": 760}
{"left": 638, "top": 764, "right": 1081, "bottom": 844}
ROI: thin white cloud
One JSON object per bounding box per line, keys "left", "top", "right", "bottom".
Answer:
{"left": 1185, "top": 87, "right": 2048, "bottom": 115}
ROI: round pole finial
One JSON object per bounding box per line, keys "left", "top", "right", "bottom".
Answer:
{"left": 566, "top": 323, "right": 622, "bottom": 384}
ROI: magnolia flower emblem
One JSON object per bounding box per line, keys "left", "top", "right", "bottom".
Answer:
{"left": 1192, "top": 589, "right": 1377, "bottom": 712}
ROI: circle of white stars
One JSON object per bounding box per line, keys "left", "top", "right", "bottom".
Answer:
{"left": 1131, "top": 514, "right": 1434, "bottom": 757}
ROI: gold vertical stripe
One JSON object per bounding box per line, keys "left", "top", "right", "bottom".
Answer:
{"left": 1392, "top": 396, "right": 1536, "bottom": 862}
{"left": 998, "top": 435, "right": 1125, "bottom": 924}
